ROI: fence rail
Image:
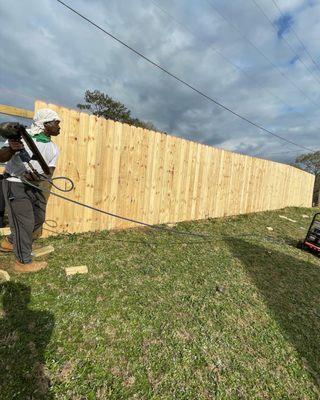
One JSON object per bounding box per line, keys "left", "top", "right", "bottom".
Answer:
{"left": 1, "top": 101, "right": 315, "bottom": 237}
{"left": 0, "top": 104, "right": 33, "bottom": 119}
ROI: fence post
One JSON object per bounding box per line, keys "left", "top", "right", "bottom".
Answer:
{"left": 313, "top": 174, "right": 320, "bottom": 206}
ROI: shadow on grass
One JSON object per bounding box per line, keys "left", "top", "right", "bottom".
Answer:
{"left": 228, "top": 238, "right": 320, "bottom": 388}
{"left": 0, "top": 282, "right": 54, "bottom": 399}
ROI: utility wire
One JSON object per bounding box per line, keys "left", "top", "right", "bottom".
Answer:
{"left": 55, "top": 0, "right": 313, "bottom": 152}
{"left": 271, "top": 0, "right": 320, "bottom": 73}
{"left": 251, "top": 0, "right": 320, "bottom": 87}
{"left": 205, "top": 0, "right": 320, "bottom": 109}
{"left": 151, "top": 0, "right": 314, "bottom": 141}
{"left": 254, "top": 148, "right": 305, "bottom": 157}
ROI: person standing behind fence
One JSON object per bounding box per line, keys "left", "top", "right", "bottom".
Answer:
{"left": 0, "top": 109, "right": 61, "bottom": 273}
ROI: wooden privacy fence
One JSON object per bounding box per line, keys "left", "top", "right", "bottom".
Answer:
{"left": 1, "top": 101, "right": 315, "bottom": 237}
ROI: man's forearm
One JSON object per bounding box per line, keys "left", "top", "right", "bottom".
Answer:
{"left": 0, "top": 147, "right": 15, "bottom": 163}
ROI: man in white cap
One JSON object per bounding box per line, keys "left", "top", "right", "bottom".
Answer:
{"left": 0, "top": 108, "right": 61, "bottom": 273}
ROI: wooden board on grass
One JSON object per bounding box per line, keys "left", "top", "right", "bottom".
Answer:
{"left": 65, "top": 266, "right": 88, "bottom": 276}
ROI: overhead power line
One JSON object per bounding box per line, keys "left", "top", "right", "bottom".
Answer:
{"left": 254, "top": 148, "right": 305, "bottom": 157}
{"left": 271, "top": 0, "right": 320, "bottom": 73}
{"left": 251, "top": 0, "right": 320, "bottom": 87}
{"left": 151, "top": 0, "right": 314, "bottom": 130}
{"left": 55, "top": 0, "right": 313, "bottom": 152}
{"left": 205, "top": 0, "right": 320, "bottom": 109}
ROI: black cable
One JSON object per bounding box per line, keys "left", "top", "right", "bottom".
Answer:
{"left": 55, "top": 0, "right": 313, "bottom": 152}
{"left": 21, "top": 176, "right": 209, "bottom": 239}
{"left": 18, "top": 174, "right": 308, "bottom": 249}
{"left": 22, "top": 175, "right": 308, "bottom": 247}
{"left": 46, "top": 175, "right": 74, "bottom": 192}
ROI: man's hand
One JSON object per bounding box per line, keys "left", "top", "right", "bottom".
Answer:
{"left": 22, "top": 171, "right": 41, "bottom": 182}
{"left": 8, "top": 139, "right": 24, "bottom": 153}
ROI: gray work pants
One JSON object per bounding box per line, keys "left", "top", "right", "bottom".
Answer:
{"left": 2, "top": 180, "right": 46, "bottom": 263}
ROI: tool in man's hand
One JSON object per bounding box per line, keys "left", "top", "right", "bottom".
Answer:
{"left": 0, "top": 122, "right": 51, "bottom": 178}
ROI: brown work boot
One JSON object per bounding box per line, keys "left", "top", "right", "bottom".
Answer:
{"left": 0, "top": 238, "right": 40, "bottom": 253}
{"left": 0, "top": 237, "right": 13, "bottom": 252}
{"left": 12, "top": 260, "right": 47, "bottom": 274}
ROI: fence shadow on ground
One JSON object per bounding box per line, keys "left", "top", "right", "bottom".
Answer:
{"left": 227, "top": 238, "right": 320, "bottom": 389}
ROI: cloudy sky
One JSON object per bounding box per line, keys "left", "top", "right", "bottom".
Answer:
{"left": 0, "top": 0, "right": 319, "bottom": 164}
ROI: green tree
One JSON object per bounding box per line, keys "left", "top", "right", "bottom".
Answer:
{"left": 294, "top": 151, "right": 320, "bottom": 175}
{"left": 77, "top": 90, "right": 158, "bottom": 131}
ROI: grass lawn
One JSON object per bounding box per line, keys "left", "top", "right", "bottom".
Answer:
{"left": 0, "top": 207, "right": 319, "bottom": 399}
